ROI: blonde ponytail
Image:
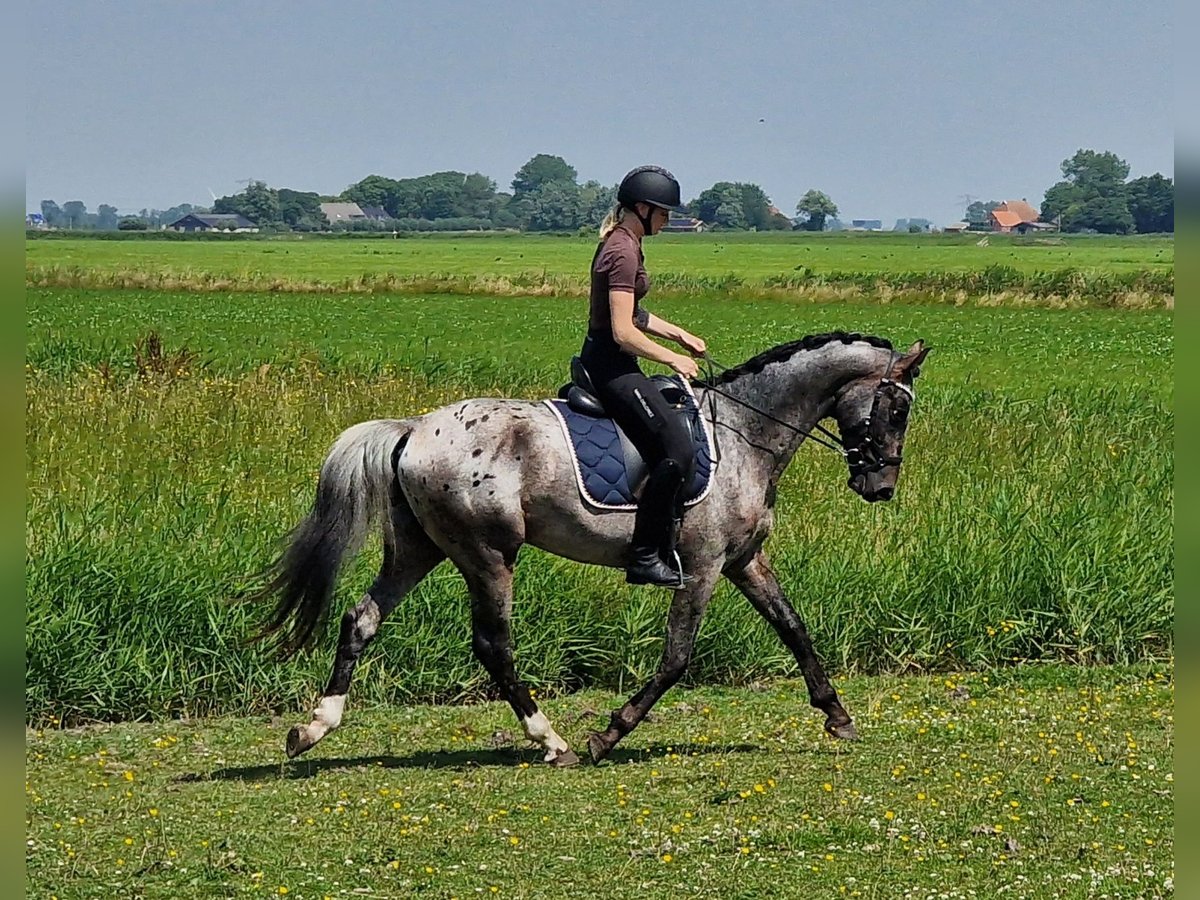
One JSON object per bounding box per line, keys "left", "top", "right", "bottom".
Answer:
{"left": 598, "top": 203, "right": 625, "bottom": 240}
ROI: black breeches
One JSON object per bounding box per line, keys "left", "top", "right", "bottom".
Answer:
{"left": 596, "top": 371, "right": 696, "bottom": 504}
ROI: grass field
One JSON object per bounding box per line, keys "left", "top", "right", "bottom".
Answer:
{"left": 25, "top": 665, "right": 1173, "bottom": 899}
{"left": 25, "top": 233, "right": 1174, "bottom": 897}
{"left": 26, "top": 285, "right": 1172, "bottom": 724}
{"left": 26, "top": 232, "right": 1174, "bottom": 307}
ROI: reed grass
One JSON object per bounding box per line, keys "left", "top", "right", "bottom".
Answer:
{"left": 26, "top": 263, "right": 1172, "bottom": 309}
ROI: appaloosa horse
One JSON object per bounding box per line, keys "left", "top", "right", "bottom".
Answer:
{"left": 256, "top": 332, "right": 930, "bottom": 766}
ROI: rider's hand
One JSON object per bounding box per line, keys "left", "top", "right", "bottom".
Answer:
{"left": 670, "top": 354, "right": 700, "bottom": 380}
{"left": 679, "top": 332, "right": 707, "bottom": 357}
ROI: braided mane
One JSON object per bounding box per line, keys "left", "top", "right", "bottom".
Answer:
{"left": 701, "top": 332, "right": 893, "bottom": 387}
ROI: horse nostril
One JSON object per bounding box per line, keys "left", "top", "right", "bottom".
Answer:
{"left": 876, "top": 486, "right": 894, "bottom": 501}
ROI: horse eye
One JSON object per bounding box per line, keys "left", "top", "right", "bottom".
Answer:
{"left": 891, "top": 406, "right": 909, "bottom": 424}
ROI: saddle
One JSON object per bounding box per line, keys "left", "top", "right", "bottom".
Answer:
{"left": 547, "top": 357, "right": 713, "bottom": 509}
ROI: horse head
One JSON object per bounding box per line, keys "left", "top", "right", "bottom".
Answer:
{"left": 831, "top": 340, "right": 931, "bottom": 502}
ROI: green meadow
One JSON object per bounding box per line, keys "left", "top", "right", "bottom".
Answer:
{"left": 25, "top": 233, "right": 1173, "bottom": 898}
{"left": 26, "top": 232, "right": 1174, "bottom": 308}
{"left": 26, "top": 666, "right": 1172, "bottom": 899}
{"left": 26, "top": 272, "right": 1172, "bottom": 724}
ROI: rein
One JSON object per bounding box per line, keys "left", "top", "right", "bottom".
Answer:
{"left": 696, "top": 352, "right": 912, "bottom": 475}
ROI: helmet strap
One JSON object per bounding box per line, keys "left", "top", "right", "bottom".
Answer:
{"left": 635, "top": 205, "right": 655, "bottom": 237}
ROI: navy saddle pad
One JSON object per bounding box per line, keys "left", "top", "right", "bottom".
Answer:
{"left": 544, "top": 377, "right": 714, "bottom": 510}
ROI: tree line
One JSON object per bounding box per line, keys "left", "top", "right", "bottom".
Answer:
{"left": 32, "top": 147, "right": 1172, "bottom": 235}
{"left": 31, "top": 154, "right": 840, "bottom": 235}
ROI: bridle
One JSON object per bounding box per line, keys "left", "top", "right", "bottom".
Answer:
{"left": 696, "top": 352, "right": 913, "bottom": 475}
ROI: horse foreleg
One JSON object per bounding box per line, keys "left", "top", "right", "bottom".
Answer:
{"left": 464, "top": 564, "right": 578, "bottom": 767}
{"left": 588, "top": 574, "right": 717, "bottom": 764}
{"left": 286, "top": 535, "right": 444, "bottom": 759}
{"left": 726, "top": 550, "right": 857, "bottom": 740}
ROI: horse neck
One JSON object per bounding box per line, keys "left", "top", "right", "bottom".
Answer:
{"left": 712, "top": 341, "right": 890, "bottom": 478}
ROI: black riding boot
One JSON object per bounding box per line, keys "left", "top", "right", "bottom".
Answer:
{"left": 626, "top": 461, "right": 691, "bottom": 589}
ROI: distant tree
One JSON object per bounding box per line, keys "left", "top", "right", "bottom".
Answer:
{"left": 40, "top": 200, "right": 63, "bottom": 228}
{"left": 737, "top": 183, "right": 773, "bottom": 230}
{"left": 714, "top": 199, "right": 748, "bottom": 230}
{"left": 578, "top": 180, "right": 617, "bottom": 228}
{"left": 488, "top": 192, "right": 520, "bottom": 229}
{"left": 522, "top": 181, "right": 585, "bottom": 231}
{"left": 1039, "top": 181, "right": 1081, "bottom": 228}
{"left": 61, "top": 201, "right": 87, "bottom": 229}
{"left": 1061, "top": 149, "right": 1130, "bottom": 195}
{"left": 213, "top": 180, "right": 281, "bottom": 226}
{"left": 277, "top": 188, "right": 326, "bottom": 229}
{"left": 1125, "top": 173, "right": 1174, "bottom": 233}
{"left": 692, "top": 182, "right": 749, "bottom": 228}
{"left": 341, "top": 174, "right": 398, "bottom": 209}
{"left": 1040, "top": 149, "right": 1134, "bottom": 233}
{"left": 457, "top": 172, "right": 498, "bottom": 218}
{"left": 1075, "top": 195, "right": 1134, "bottom": 234}
{"left": 795, "top": 189, "right": 838, "bottom": 231}
{"left": 964, "top": 200, "right": 1000, "bottom": 227}
{"left": 512, "top": 154, "right": 577, "bottom": 198}
{"left": 418, "top": 171, "right": 471, "bottom": 219}
{"left": 385, "top": 179, "right": 425, "bottom": 219}
{"left": 96, "top": 204, "right": 120, "bottom": 230}
{"left": 118, "top": 217, "right": 148, "bottom": 230}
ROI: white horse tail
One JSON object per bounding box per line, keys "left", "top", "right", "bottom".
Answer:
{"left": 254, "top": 418, "right": 414, "bottom": 658}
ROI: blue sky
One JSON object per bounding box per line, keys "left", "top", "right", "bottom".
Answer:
{"left": 25, "top": 0, "right": 1173, "bottom": 226}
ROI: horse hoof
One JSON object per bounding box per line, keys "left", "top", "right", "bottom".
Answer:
{"left": 825, "top": 719, "right": 859, "bottom": 741}
{"left": 286, "top": 725, "right": 311, "bottom": 759}
{"left": 587, "top": 731, "right": 612, "bottom": 764}
{"left": 549, "top": 749, "right": 580, "bottom": 768}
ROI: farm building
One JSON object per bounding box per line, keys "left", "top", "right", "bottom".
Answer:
{"left": 849, "top": 219, "right": 884, "bottom": 231}
{"left": 989, "top": 199, "right": 1056, "bottom": 234}
{"left": 167, "top": 213, "right": 258, "bottom": 233}
{"left": 319, "top": 202, "right": 367, "bottom": 224}
{"left": 663, "top": 215, "right": 706, "bottom": 233}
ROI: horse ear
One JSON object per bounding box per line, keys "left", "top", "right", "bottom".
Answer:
{"left": 900, "top": 340, "right": 931, "bottom": 379}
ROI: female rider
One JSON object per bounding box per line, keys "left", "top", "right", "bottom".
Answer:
{"left": 580, "top": 165, "right": 707, "bottom": 588}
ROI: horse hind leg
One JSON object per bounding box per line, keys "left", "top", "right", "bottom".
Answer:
{"left": 461, "top": 558, "right": 578, "bottom": 767}
{"left": 286, "top": 506, "right": 445, "bottom": 759}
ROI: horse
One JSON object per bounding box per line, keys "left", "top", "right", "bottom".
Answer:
{"left": 256, "top": 331, "right": 930, "bottom": 766}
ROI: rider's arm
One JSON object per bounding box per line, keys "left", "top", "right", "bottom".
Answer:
{"left": 610, "top": 291, "right": 690, "bottom": 370}
{"left": 641, "top": 313, "right": 705, "bottom": 355}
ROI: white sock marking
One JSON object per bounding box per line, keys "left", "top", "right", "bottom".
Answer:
{"left": 313, "top": 694, "right": 346, "bottom": 732}
{"left": 522, "top": 710, "right": 569, "bottom": 757}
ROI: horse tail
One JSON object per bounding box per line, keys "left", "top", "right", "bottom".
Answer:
{"left": 253, "top": 418, "right": 414, "bottom": 658}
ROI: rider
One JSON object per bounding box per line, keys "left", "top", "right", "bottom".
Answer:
{"left": 580, "top": 165, "right": 708, "bottom": 588}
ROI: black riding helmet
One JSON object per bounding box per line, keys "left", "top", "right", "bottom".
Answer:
{"left": 617, "top": 166, "right": 684, "bottom": 234}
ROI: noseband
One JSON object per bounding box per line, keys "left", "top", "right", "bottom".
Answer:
{"left": 698, "top": 353, "right": 912, "bottom": 473}
{"left": 843, "top": 373, "right": 913, "bottom": 476}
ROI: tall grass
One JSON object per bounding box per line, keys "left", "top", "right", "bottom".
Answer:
{"left": 26, "top": 263, "right": 1172, "bottom": 308}
{"left": 26, "top": 359, "right": 1171, "bottom": 724}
